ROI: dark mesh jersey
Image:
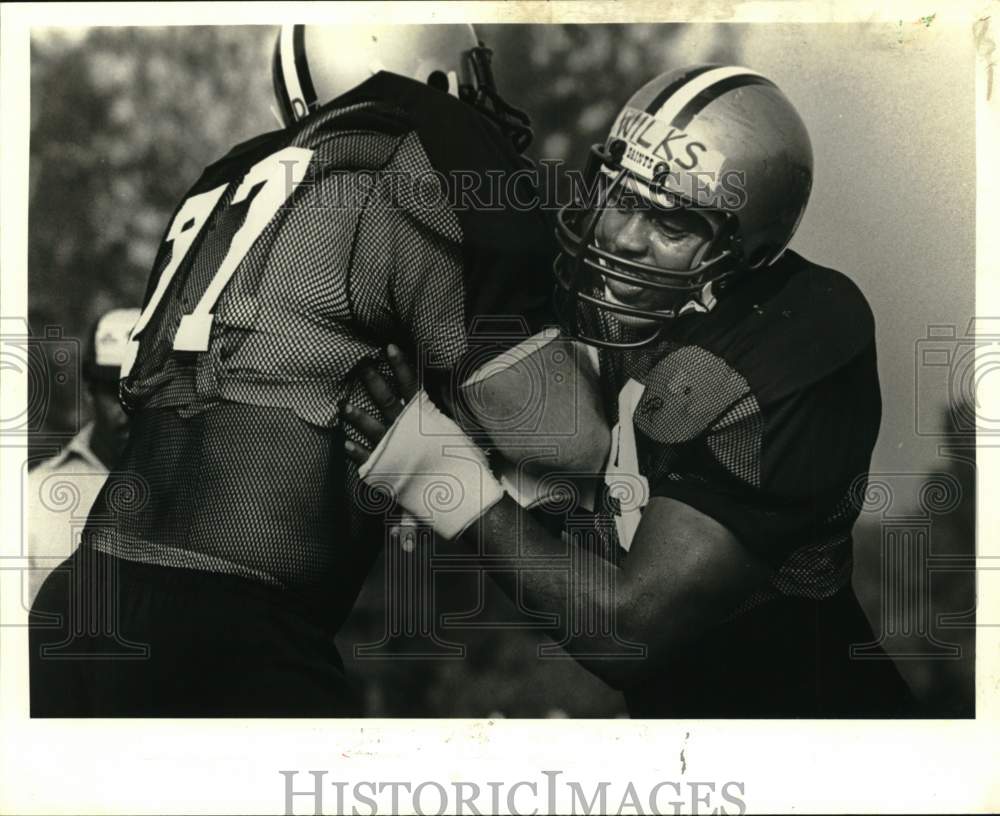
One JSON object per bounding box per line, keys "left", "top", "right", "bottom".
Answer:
{"left": 587, "top": 250, "right": 881, "bottom": 609}
{"left": 83, "top": 73, "right": 555, "bottom": 629}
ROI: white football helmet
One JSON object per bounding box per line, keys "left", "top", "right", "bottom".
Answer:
{"left": 272, "top": 24, "right": 532, "bottom": 150}
{"left": 555, "top": 64, "right": 813, "bottom": 348}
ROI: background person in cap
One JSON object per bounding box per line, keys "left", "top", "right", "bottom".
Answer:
{"left": 26, "top": 308, "right": 138, "bottom": 607}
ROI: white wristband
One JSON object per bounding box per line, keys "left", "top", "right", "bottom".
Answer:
{"left": 359, "top": 390, "right": 505, "bottom": 540}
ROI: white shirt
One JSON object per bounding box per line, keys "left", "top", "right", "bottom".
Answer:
{"left": 26, "top": 423, "right": 109, "bottom": 606}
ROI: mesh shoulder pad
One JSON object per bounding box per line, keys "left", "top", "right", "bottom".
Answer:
{"left": 634, "top": 345, "right": 752, "bottom": 444}
{"left": 379, "top": 131, "right": 463, "bottom": 246}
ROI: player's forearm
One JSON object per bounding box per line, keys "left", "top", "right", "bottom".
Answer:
{"left": 345, "top": 368, "right": 671, "bottom": 686}
{"left": 465, "top": 495, "right": 655, "bottom": 688}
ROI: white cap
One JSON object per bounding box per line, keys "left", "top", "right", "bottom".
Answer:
{"left": 93, "top": 308, "right": 140, "bottom": 369}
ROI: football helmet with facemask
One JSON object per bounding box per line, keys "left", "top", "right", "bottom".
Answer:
{"left": 272, "top": 24, "right": 533, "bottom": 152}
{"left": 555, "top": 64, "right": 813, "bottom": 348}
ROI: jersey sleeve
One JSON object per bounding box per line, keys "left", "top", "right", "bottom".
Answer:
{"left": 648, "top": 342, "right": 881, "bottom": 569}
{"left": 346, "top": 138, "right": 469, "bottom": 372}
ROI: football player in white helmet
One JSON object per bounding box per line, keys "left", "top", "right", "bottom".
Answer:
{"left": 272, "top": 24, "right": 533, "bottom": 151}
{"left": 30, "top": 24, "right": 572, "bottom": 716}
{"left": 344, "top": 64, "right": 916, "bottom": 716}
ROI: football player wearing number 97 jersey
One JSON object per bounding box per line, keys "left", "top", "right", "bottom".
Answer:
{"left": 29, "top": 24, "right": 559, "bottom": 716}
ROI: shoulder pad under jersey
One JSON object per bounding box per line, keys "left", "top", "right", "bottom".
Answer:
{"left": 331, "top": 72, "right": 554, "bottom": 258}
{"left": 679, "top": 251, "right": 875, "bottom": 406}
{"left": 633, "top": 252, "right": 876, "bottom": 444}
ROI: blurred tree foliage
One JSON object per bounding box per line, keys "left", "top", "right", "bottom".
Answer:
{"left": 481, "top": 24, "right": 742, "bottom": 167}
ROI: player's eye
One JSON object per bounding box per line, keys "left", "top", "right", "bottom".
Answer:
{"left": 653, "top": 218, "right": 687, "bottom": 239}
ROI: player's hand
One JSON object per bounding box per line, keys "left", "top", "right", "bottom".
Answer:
{"left": 341, "top": 344, "right": 504, "bottom": 541}
{"left": 342, "top": 344, "right": 419, "bottom": 465}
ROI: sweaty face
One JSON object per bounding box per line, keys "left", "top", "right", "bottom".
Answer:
{"left": 593, "top": 187, "right": 716, "bottom": 318}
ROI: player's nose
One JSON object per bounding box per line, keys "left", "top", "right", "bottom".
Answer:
{"left": 608, "top": 211, "right": 649, "bottom": 257}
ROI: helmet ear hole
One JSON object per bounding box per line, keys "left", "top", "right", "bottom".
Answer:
{"left": 426, "top": 70, "right": 450, "bottom": 92}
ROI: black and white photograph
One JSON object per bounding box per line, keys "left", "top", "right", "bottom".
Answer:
{"left": 1, "top": 2, "right": 997, "bottom": 814}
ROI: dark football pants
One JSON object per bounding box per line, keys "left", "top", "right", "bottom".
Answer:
{"left": 624, "top": 586, "right": 921, "bottom": 718}
{"left": 29, "top": 545, "right": 360, "bottom": 717}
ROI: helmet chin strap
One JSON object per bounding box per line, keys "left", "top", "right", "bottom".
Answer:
{"left": 677, "top": 282, "right": 717, "bottom": 315}
{"left": 279, "top": 25, "right": 309, "bottom": 121}
{"left": 461, "top": 45, "right": 534, "bottom": 152}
